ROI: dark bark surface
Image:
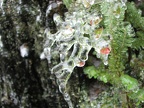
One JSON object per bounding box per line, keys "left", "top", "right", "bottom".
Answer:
{"left": 0, "top": 0, "right": 79, "bottom": 108}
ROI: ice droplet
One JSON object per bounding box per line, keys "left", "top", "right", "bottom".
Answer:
{"left": 104, "top": 60, "right": 108, "bottom": 65}
{"left": 40, "top": 52, "right": 46, "bottom": 60}
{"left": 43, "top": 47, "right": 51, "bottom": 63}
{"left": 20, "top": 43, "right": 29, "bottom": 58}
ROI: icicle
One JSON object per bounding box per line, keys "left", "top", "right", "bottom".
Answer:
{"left": 56, "top": 69, "right": 74, "bottom": 108}
{"left": 63, "top": 93, "right": 73, "bottom": 108}
{"left": 46, "top": 2, "right": 58, "bottom": 17}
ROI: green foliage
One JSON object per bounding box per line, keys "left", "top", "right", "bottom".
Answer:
{"left": 84, "top": 66, "right": 110, "bottom": 83}
{"left": 129, "top": 89, "right": 144, "bottom": 102}
{"left": 132, "top": 31, "right": 144, "bottom": 49}
{"left": 126, "top": 2, "right": 144, "bottom": 31}
{"left": 84, "top": 66, "right": 139, "bottom": 91}
{"left": 120, "top": 74, "right": 139, "bottom": 91}
{"left": 83, "top": 66, "right": 97, "bottom": 79}
{"left": 83, "top": 0, "right": 144, "bottom": 105}
{"left": 125, "top": 2, "right": 144, "bottom": 49}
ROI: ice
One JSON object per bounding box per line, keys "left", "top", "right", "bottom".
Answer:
{"left": 57, "top": 69, "right": 71, "bottom": 79}
{"left": 70, "top": 43, "right": 80, "bottom": 58}
{"left": 20, "top": 44, "right": 29, "bottom": 58}
{"left": 36, "top": 14, "right": 41, "bottom": 22}
{"left": 51, "top": 63, "right": 63, "bottom": 74}
{"left": 46, "top": 3, "right": 58, "bottom": 16}
{"left": 60, "top": 53, "right": 65, "bottom": 62}
{"left": 58, "top": 82, "right": 66, "bottom": 93}
{"left": 53, "top": 13, "right": 63, "bottom": 26}
{"left": 101, "top": 54, "right": 109, "bottom": 65}
{"left": 103, "top": 60, "right": 108, "bottom": 65}
{"left": 44, "top": 47, "right": 51, "bottom": 63}
{"left": 0, "top": 35, "right": 3, "bottom": 48}
{"left": 16, "top": 6, "right": 21, "bottom": 14}
{"left": 55, "top": 70, "right": 64, "bottom": 79}
{"left": 82, "top": 0, "right": 91, "bottom": 8}
{"left": 62, "top": 27, "right": 75, "bottom": 36}
{"left": 40, "top": 52, "right": 46, "bottom": 60}
{"left": 19, "top": 0, "right": 22, "bottom": 4}
{"left": 79, "top": 46, "right": 91, "bottom": 61}
{"left": 0, "top": 0, "right": 3, "bottom": 9}
{"left": 16, "top": 25, "right": 20, "bottom": 34}
{"left": 44, "top": 28, "right": 51, "bottom": 38}
{"left": 86, "top": 0, "right": 95, "bottom": 5}
{"left": 41, "top": 0, "right": 114, "bottom": 107}
{"left": 44, "top": 39, "right": 54, "bottom": 48}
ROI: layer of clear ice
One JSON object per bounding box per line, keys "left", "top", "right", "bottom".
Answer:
{"left": 41, "top": 0, "right": 127, "bottom": 107}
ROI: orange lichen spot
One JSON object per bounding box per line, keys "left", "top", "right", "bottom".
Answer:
{"left": 100, "top": 47, "right": 111, "bottom": 55}
{"left": 77, "top": 61, "right": 85, "bottom": 67}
